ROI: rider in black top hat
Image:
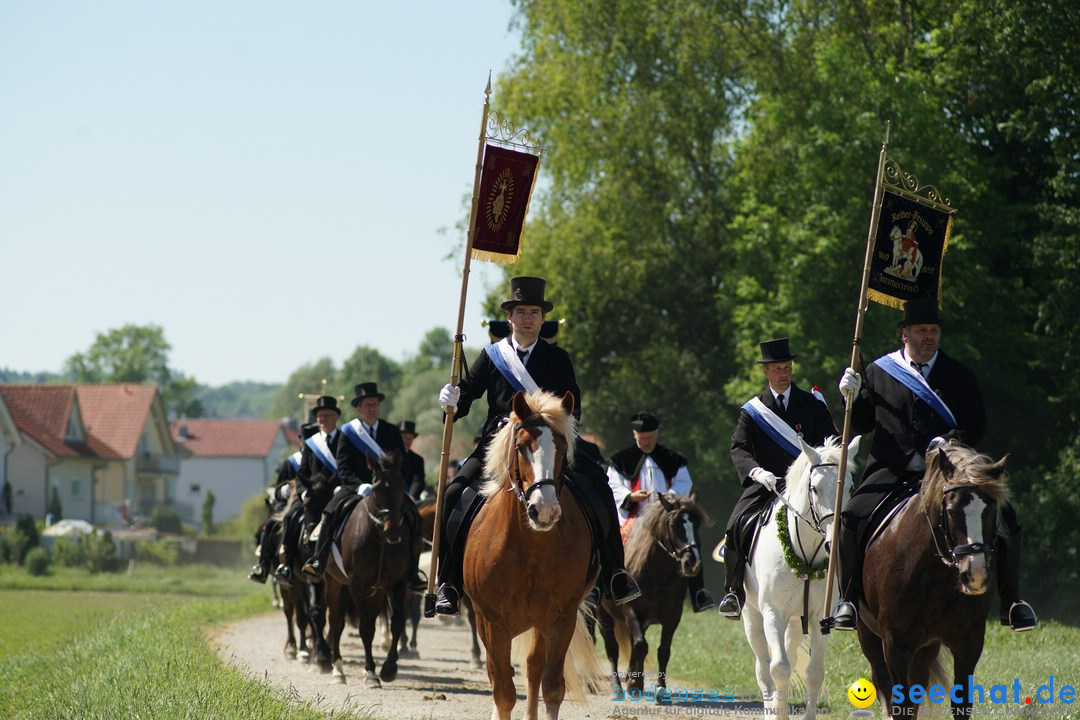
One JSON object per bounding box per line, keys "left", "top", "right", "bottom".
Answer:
{"left": 398, "top": 420, "right": 427, "bottom": 500}
{"left": 433, "top": 276, "right": 641, "bottom": 615}
{"left": 720, "top": 338, "right": 837, "bottom": 618}
{"left": 824, "top": 300, "right": 1036, "bottom": 632}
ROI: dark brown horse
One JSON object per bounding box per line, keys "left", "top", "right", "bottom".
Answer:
{"left": 598, "top": 491, "right": 709, "bottom": 702}
{"left": 292, "top": 472, "right": 336, "bottom": 672}
{"left": 464, "top": 391, "right": 603, "bottom": 720}
{"left": 267, "top": 496, "right": 314, "bottom": 662}
{"left": 322, "top": 452, "right": 411, "bottom": 688}
{"left": 858, "top": 442, "right": 1009, "bottom": 719}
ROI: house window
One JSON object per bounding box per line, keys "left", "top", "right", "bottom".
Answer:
{"left": 70, "top": 479, "right": 83, "bottom": 500}
{"left": 190, "top": 484, "right": 201, "bottom": 493}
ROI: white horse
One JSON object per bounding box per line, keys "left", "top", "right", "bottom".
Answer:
{"left": 741, "top": 435, "right": 859, "bottom": 720}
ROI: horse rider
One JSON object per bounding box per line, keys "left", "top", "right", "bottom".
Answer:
{"left": 248, "top": 448, "right": 301, "bottom": 583}
{"left": 825, "top": 299, "right": 1037, "bottom": 632}
{"left": 434, "top": 275, "right": 642, "bottom": 616}
{"left": 719, "top": 338, "right": 837, "bottom": 619}
{"left": 398, "top": 420, "right": 428, "bottom": 501}
{"left": 274, "top": 397, "right": 340, "bottom": 585}
{"left": 302, "top": 383, "right": 427, "bottom": 592}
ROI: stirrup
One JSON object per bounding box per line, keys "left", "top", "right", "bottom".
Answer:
{"left": 717, "top": 592, "right": 742, "bottom": 619}
{"left": 692, "top": 588, "right": 716, "bottom": 613}
{"left": 610, "top": 569, "right": 642, "bottom": 605}
{"left": 301, "top": 558, "right": 323, "bottom": 578}
{"left": 274, "top": 563, "right": 293, "bottom": 588}
{"left": 434, "top": 584, "right": 460, "bottom": 616}
{"left": 824, "top": 600, "right": 857, "bottom": 633}
{"left": 1003, "top": 601, "right": 1038, "bottom": 632}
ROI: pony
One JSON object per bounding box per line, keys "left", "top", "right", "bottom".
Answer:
{"left": 597, "top": 491, "right": 709, "bottom": 701}
{"left": 291, "top": 471, "right": 337, "bottom": 673}
{"left": 857, "top": 442, "right": 1008, "bottom": 719}
{"left": 463, "top": 390, "right": 603, "bottom": 720}
{"left": 267, "top": 510, "right": 314, "bottom": 663}
{"left": 742, "top": 436, "right": 860, "bottom": 720}
{"left": 322, "top": 451, "right": 412, "bottom": 688}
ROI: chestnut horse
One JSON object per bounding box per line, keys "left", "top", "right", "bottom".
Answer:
{"left": 597, "top": 491, "right": 708, "bottom": 701}
{"left": 322, "top": 452, "right": 411, "bottom": 688}
{"left": 857, "top": 443, "right": 1008, "bottom": 719}
{"left": 464, "top": 390, "right": 603, "bottom": 720}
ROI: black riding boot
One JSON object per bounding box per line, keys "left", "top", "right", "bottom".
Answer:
{"left": 599, "top": 526, "right": 642, "bottom": 604}
{"left": 431, "top": 477, "right": 469, "bottom": 617}
{"left": 302, "top": 511, "right": 333, "bottom": 579}
{"left": 997, "top": 512, "right": 1037, "bottom": 632}
{"left": 687, "top": 570, "right": 716, "bottom": 613}
{"left": 822, "top": 514, "right": 861, "bottom": 633}
{"left": 248, "top": 520, "right": 274, "bottom": 583}
{"left": 717, "top": 533, "right": 746, "bottom": 618}
{"left": 403, "top": 498, "right": 427, "bottom": 592}
{"left": 275, "top": 511, "right": 300, "bottom": 587}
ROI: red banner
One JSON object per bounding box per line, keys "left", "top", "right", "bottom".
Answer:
{"left": 470, "top": 144, "right": 540, "bottom": 264}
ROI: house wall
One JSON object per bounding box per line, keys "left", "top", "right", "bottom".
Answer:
{"left": 7, "top": 443, "right": 48, "bottom": 517}
{"left": 178, "top": 456, "right": 271, "bottom": 529}
{"left": 48, "top": 459, "right": 95, "bottom": 522}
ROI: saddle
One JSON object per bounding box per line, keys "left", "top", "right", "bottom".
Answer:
{"left": 732, "top": 501, "right": 776, "bottom": 566}
{"left": 860, "top": 480, "right": 920, "bottom": 552}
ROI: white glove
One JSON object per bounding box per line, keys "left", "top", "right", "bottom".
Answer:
{"left": 749, "top": 467, "right": 779, "bottom": 493}
{"left": 927, "top": 436, "right": 949, "bottom": 452}
{"left": 265, "top": 487, "right": 277, "bottom": 503}
{"left": 439, "top": 383, "right": 460, "bottom": 411}
{"left": 838, "top": 367, "right": 862, "bottom": 400}
{"left": 277, "top": 484, "right": 291, "bottom": 501}
{"left": 333, "top": 485, "right": 345, "bottom": 495}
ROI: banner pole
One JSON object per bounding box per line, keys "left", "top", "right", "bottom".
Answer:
{"left": 424, "top": 73, "right": 492, "bottom": 617}
{"left": 821, "top": 120, "right": 890, "bottom": 631}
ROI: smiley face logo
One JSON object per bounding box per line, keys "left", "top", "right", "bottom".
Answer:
{"left": 847, "top": 678, "right": 876, "bottom": 709}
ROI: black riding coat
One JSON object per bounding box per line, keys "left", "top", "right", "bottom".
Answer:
{"left": 727, "top": 384, "right": 837, "bottom": 533}
{"left": 336, "top": 420, "right": 407, "bottom": 489}
{"left": 297, "top": 430, "right": 340, "bottom": 489}
{"left": 402, "top": 449, "right": 426, "bottom": 500}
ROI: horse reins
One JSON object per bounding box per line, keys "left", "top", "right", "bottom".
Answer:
{"left": 923, "top": 483, "right": 995, "bottom": 568}
{"left": 654, "top": 511, "right": 700, "bottom": 565}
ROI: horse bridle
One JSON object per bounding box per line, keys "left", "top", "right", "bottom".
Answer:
{"left": 655, "top": 509, "right": 700, "bottom": 567}
{"left": 365, "top": 471, "right": 404, "bottom": 545}
{"left": 924, "top": 483, "right": 996, "bottom": 568}
{"left": 504, "top": 416, "right": 564, "bottom": 508}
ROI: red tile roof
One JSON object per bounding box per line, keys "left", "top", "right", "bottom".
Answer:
{"left": 171, "top": 419, "right": 284, "bottom": 458}
{"left": 0, "top": 383, "right": 159, "bottom": 460}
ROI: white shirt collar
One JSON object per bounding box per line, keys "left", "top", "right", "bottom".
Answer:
{"left": 902, "top": 348, "right": 939, "bottom": 376}
{"left": 769, "top": 386, "right": 788, "bottom": 405}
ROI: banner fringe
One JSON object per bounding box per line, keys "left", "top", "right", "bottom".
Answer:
{"left": 471, "top": 248, "right": 520, "bottom": 264}
{"left": 867, "top": 288, "right": 906, "bottom": 310}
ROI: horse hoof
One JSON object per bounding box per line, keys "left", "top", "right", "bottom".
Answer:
{"left": 365, "top": 672, "right": 382, "bottom": 689}
{"left": 297, "top": 650, "right": 310, "bottom": 662}
{"left": 284, "top": 646, "right": 297, "bottom": 660}
{"left": 379, "top": 662, "right": 398, "bottom": 683}
{"left": 399, "top": 648, "right": 418, "bottom": 660}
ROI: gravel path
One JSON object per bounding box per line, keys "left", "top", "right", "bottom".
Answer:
{"left": 213, "top": 604, "right": 781, "bottom": 719}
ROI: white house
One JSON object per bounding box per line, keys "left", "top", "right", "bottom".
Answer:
{"left": 171, "top": 419, "right": 291, "bottom": 530}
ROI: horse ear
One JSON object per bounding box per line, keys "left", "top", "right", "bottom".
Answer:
{"left": 846, "top": 435, "right": 861, "bottom": 457}
{"left": 988, "top": 454, "right": 1009, "bottom": 477}
{"left": 560, "top": 391, "right": 575, "bottom": 416}
{"left": 689, "top": 489, "right": 699, "bottom": 504}
{"left": 385, "top": 449, "right": 402, "bottom": 468}
{"left": 932, "top": 446, "right": 956, "bottom": 481}
{"left": 800, "top": 437, "right": 821, "bottom": 465}
{"left": 366, "top": 453, "right": 380, "bottom": 472}
{"left": 658, "top": 492, "right": 674, "bottom": 512}
{"left": 511, "top": 391, "right": 530, "bottom": 421}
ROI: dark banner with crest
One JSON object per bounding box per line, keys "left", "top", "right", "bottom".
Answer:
{"left": 470, "top": 144, "right": 540, "bottom": 264}
{"left": 867, "top": 189, "right": 954, "bottom": 309}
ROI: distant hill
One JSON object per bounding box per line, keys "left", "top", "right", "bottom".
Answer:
{"left": 0, "top": 368, "right": 67, "bottom": 383}
{"left": 194, "top": 381, "right": 280, "bottom": 419}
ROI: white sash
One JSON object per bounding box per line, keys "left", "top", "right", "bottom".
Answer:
{"left": 488, "top": 338, "right": 541, "bottom": 395}
{"left": 744, "top": 396, "right": 802, "bottom": 458}
{"left": 875, "top": 350, "right": 958, "bottom": 428}
{"left": 305, "top": 433, "right": 338, "bottom": 473}
{"left": 286, "top": 450, "right": 302, "bottom": 471}
{"left": 342, "top": 419, "right": 385, "bottom": 460}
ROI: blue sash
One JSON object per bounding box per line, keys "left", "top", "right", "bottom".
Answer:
{"left": 485, "top": 342, "right": 530, "bottom": 394}
{"left": 286, "top": 450, "right": 302, "bottom": 471}
{"left": 742, "top": 397, "right": 800, "bottom": 458}
{"left": 874, "top": 352, "right": 957, "bottom": 429}
{"left": 304, "top": 434, "right": 339, "bottom": 475}
{"left": 341, "top": 419, "right": 385, "bottom": 461}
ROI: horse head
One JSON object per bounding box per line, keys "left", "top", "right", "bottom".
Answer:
{"left": 788, "top": 435, "right": 860, "bottom": 556}
{"left": 923, "top": 443, "right": 1009, "bottom": 595}
{"left": 302, "top": 472, "right": 334, "bottom": 529}
{"left": 655, "top": 490, "right": 710, "bottom": 578}
{"left": 366, "top": 450, "right": 405, "bottom": 545}
{"left": 481, "top": 390, "right": 577, "bottom": 532}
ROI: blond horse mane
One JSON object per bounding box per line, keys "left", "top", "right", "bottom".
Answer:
{"left": 480, "top": 391, "right": 578, "bottom": 499}
{"left": 921, "top": 443, "right": 1009, "bottom": 514}
{"left": 784, "top": 436, "right": 859, "bottom": 497}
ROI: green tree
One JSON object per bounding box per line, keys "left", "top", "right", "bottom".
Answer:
{"left": 47, "top": 486, "right": 63, "bottom": 521}
{"left": 201, "top": 491, "right": 216, "bottom": 536}
{"left": 64, "top": 324, "right": 203, "bottom": 418}
{"left": 338, "top": 346, "right": 403, "bottom": 417}
{"left": 268, "top": 357, "right": 338, "bottom": 421}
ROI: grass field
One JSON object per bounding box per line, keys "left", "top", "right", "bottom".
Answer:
{"left": 2, "top": 562, "right": 1078, "bottom": 718}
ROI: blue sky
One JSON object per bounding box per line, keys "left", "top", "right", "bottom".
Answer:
{"left": 1, "top": 1, "right": 522, "bottom": 385}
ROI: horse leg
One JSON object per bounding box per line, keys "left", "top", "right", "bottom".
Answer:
{"left": 803, "top": 619, "right": 828, "bottom": 720}
{"left": 655, "top": 621, "right": 677, "bottom": 704}
{"left": 525, "top": 631, "right": 546, "bottom": 720}
{"left": 306, "top": 582, "right": 333, "bottom": 673}
{"left": 761, "top": 609, "right": 793, "bottom": 719}
{"left": 467, "top": 598, "right": 484, "bottom": 669}
{"left": 856, "top": 623, "right": 893, "bottom": 718}
{"left": 408, "top": 592, "right": 420, "bottom": 653}
{"left": 357, "top": 602, "right": 381, "bottom": 689}
{"left": 326, "top": 582, "right": 348, "bottom": 683}
{"left": 741, "top": 603, "right": 774, "bottom": 701}
{"left": 539, "top": 614, "right": 578, "bottom": 720}
{"left": 622, "top": 606, "right": 648, "bottom": 694}
{"left": 477, "top": 613, "right": 515, "bottom": 720}
{"left": 950, "top": 633, "right": 985, "bottom": 719}
{"left": 380, "top": 585, "right": 406, "bottom": 683}
{"left": 282, "top": 588, "right": 297, "bottom": 660}
{"left": 882, "top": 636, "right": 920, "bottom": 719}
{"left": 596, "top": 608, "right": 622, "bottom": 693}
{"left": 294, "top": 584, "right": 311, "bottom": 662}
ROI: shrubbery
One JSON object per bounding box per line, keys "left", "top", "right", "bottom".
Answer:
{"left": 84, "top": 530, "right": 117, "bottom": 573}
{"left": 25, "top": 546, "right": 51, "bottom": 576}
{"left": 150, "top": 506, "right": 183, "bottom": 534}
{"left": 52, "top": 537, "right": 85, "bottom": 568}
{"left": 137, "top": 537, "right": 180, "bottom": 566}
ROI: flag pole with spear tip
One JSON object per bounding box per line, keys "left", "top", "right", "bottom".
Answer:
{"left": 820, "top": 120, "right": 890, "bottom": 633}
{"left": 423, "top": 74, "right": 492, "bottom": 618}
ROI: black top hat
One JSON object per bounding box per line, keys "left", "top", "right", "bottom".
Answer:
{"left": 312, "top": 396, "right": 341, "bottom": 415}
{"left": 898, "top": 298, "right": 945, "bottom": 328}
{"left": 351, "top": 382, "right": 385, "bottom": 406}
{"left": 630, "top": 411, "right": 660, "bottom": 432}
{"left": 756, "top": 338, "right": 797, "bottom": 364}
{"left": 500, "top": 276, "right": 553, "bottom": 313}
{"left": 487, "top": 319, "right": 560, "bottom": 341}
{"left": 398, "top": 420, "right": 418, "bottom": 436}
{"left": 300, "top": 422, "right": 319, "bottom": 440}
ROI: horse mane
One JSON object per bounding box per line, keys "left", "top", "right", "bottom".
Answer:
{"left": 921, "top": 443, "right": 1009, "bottom": 512}
{"left": 624, "top": 493, "right": 709, "bottom": 571}
{"left": 784, "top": 436, "right": 859, "bottom": 489}
{"left": 480, "top": 391, "right": 579, "bottom": 498}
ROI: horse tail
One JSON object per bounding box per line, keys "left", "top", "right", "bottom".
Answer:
{"left": 510, "top": 611, "right": 606, "bottom": 703}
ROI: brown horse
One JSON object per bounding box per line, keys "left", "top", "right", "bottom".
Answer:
{"left": 598, "top": 491, "right": 709, "bottom": 702}
{"left": 464, "top": 390, "right": 603, "bottom": 720}
{"left": 322, "top": 452, "right": 411, "bottom": 688}
{"left": 857, "top": 442, "right": 1009, "bottom": 719}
